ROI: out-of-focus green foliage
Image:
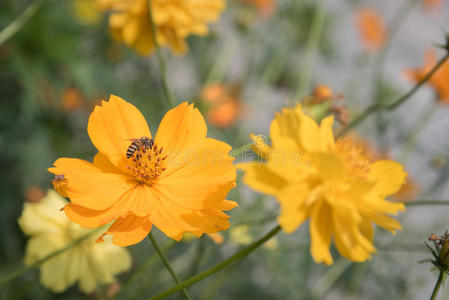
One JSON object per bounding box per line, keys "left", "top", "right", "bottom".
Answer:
{"left": 1, "top": 0, "right": 449, "bottom": 299}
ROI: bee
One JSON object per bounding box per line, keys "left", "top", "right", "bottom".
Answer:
{"left": 126, "top": 137, "right": 154, "bottom": 158}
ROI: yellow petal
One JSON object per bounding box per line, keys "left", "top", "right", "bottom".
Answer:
{"left": 269, "top": 104, "right": 302, "bottom": 151}
{"left": 311, "top": 153, "right": 346, "bottom": 182}
{"left": 49, "top": 158, "right": 136, "bottom": 210}
{"left": 310, "top": 201, "right": 333, "bottom": 265}
{"left": 277, "top": 183, "right": 310, "bottom": 233}
{"left": 18, "top": 190, "right": 67, "bottom": 236}
{"left": 237, "top": 162, "right": 287, "bottom": 195}
{"left": 368, "top": 160, "right": 407, "bottom": 197}
{"left": 299, "top": 112, "right": 325, "bottom": 152}
{"left": 332, "top": 207, "right": 375, "bottom": 262}
{"left": 320, "top": 115, "right": 335, "bottom": 150}
{"left": 87, "top": 95, "right": 152, "bottom": 169}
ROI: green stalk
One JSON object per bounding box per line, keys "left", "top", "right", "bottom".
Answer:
{"left": 116, "top": 239, "right": 176, "bottom": 299}
{"left": 148, "top": 233, "right": 193, "bottom": 300}
{"left": 406, "top": 200, "right": 449, "bottom": 207}
{"left": 372, "top": 0, "right": 419, "bottom": 149}
{"left": 0, "top": 228, "right": 102, "bottom": 287}
{"left": 148, "top": 225, "right": 282, "bottom": 300}
{"left": 0, "top": 0, "right": 46, "bottom": 46}
{"left": 147, "top": 0, "right": 175, "bottom": 107}
{"left": 338, "top": 52, "right": 449, "bottom": 137}
{"left": 311, "top": 258, "right": 352, "bottom": 299}
{"left": 295, "top": 0, "right": 327, "bottom": 100}
{"left": 430, "top": 272, "right": 446, "bottom": 300}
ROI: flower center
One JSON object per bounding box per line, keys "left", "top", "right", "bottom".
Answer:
{"left": 126, "top": 138, "right": 167, "bottom": 185}
{"left": 334, "top": 137, "right": 370, "bottom": 179}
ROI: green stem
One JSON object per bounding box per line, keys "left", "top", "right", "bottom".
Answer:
{"left": 148, "top": 225, "right": 282, "bottom": 300}
{"left": 116, "top": 239, "right": 176, "bottom": 299}
{"left": 204, "top": 37, "right": 238, "bottom": 85}
{"left": 406, "top": 200, "right": 449, "bottom": 206}
{"left": 372, "top": 0, "right": 419, "bottom": 149}
{"left": 311, "top": 258, "right": 352, "bottom": 299}
{"left": 0, "top": 228, "right": 101, "bottom": 287}
{"left": 295, "top": 0, "right": 327, "bottom": 100}
{"left": 399, "top": 105, "right": 437, "bottom": 163}
{"left": 230, "top": 142, "right": 253, "bottom": 158}
{"left": 430, "top": 272, "right": 445, "bottom": 300}
{"left": 0, "top": 0, "right": 46, "bottom": 46}
{"left": 338, "top": 52, "right": 449, "bottom": 137}
{"left": 148, "top": 233, "right": 193, "bottom": 300}
{"left": 147, "top": 0, "right": 174, "bottom": 107}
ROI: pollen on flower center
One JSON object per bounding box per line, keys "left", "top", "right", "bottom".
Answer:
{"left": 334, "top": 137, "right": 370, "bottom": 178}
{"left": 126, "top": 140, "right": 167, "bottom": 185}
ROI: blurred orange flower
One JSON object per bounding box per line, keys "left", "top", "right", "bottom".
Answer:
{"left": 201, "top": 83, "right": 243, "bottom": 128}
{"left": 356, "top": 8, "right": 387, "bottom": 52}
{"left": 405, "top": 49, "right": 449, "bottom": 103}
{"left": 61, "top": 87, "right": 85, "bottom": 111}
{"left": 49, "top": 95, "right": 237, "bottom": 246}
{"left": 423, "top": 0, "right": 442, "bottom": 9}
{"left": 97, "top": 0, "right": 225, "bottom": 55}
{"left": 312, "top": 84, "right": 333, "bottom": 103}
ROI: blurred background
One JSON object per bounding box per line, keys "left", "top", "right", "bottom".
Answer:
{"left": 1, "top": 0, "right": 449, "bottom": 299}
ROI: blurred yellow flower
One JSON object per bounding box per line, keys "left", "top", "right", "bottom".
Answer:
{"left": 18, "top": 190, "right": 131, "bottom": 293}
{"left": 230, "top": 225, "right": 252, "bottom": 245}
{"left": 49, "top": 95, "right": 237, "bottom": 246}
{"left": 97, "top": 0, "right": 225, "bottom": 55}
{"left": 356, "top": 7, "right": 387, "bottom": 52}
{"left": 73, "top": 0, "right": 102, "bottom": 25}
{"left": 238, "top": 104, "right": 406, "bottom": 265}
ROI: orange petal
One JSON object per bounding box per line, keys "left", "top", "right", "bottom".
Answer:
{"left": 102, "top": 214, "right": 152, "bottom": 247}
{"left": 63, "top": 203, "right": 118, "bottom": 228}
{"left": 64, "top": 184, "right": 155, "bottom": 228}
{"left": 149, "top": 188, "right": 230, "bottom": 241}
{"left": 49, "top": 158, "right": 136, "bottom": 210}
{"left": 154, "top": 102, "right": 207, "bottom": 173}
{"left": 154, "top": 138, "right": 236, "bottom": 210}
{"left": 87, "top": 95, "right": 152, "bottom": 169}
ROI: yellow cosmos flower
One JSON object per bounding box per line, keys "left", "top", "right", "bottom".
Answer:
{"left": 97, "top": 0, "right": 225, "bottom": 55}
{"left": 237, "top": 104, "right": 406, "bottom": 265}
{"left": 18, "top": 190, "right": 131, "bottom": 293}
{"left": 49, "top": 95, "right": 237, "bottom": 247}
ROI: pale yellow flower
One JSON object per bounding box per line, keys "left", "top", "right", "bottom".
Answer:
{"left": 230, "top": 225, "right": 253, "bottom": 245}
{"left": 97, "top": 0, "right": 225, "bottom": 55}
{"left": 18, "top": 190, "right": 131, "bottom": 293}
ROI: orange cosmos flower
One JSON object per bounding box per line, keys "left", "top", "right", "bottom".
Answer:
{"left": 49, "top": 95, "right": 237, "bottom": 246}
{"left": 356, "top": 7, "right": 387, "bottom": 52}
{"left": 405, "top": 49, "right": 449, "bottom": 103}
